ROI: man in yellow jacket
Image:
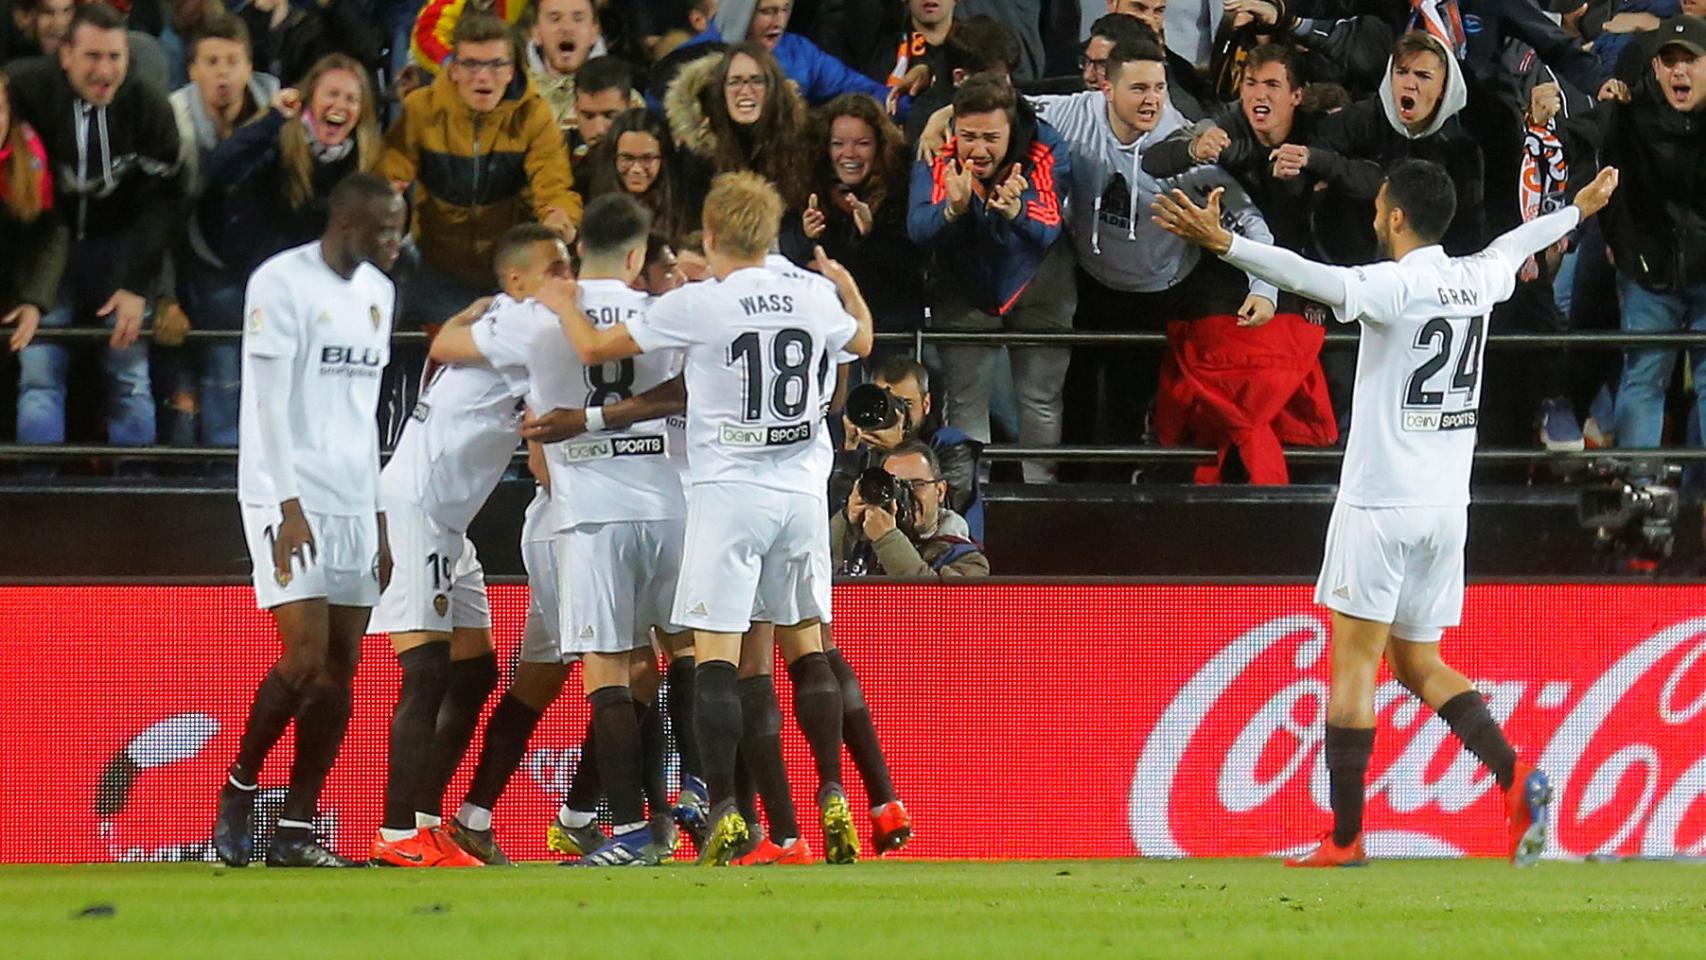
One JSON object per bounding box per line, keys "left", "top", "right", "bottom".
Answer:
{"left": 381, "top": 13, "right": 580, "bottom": 325}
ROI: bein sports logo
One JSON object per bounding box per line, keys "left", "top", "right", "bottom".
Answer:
{"left": 1129, "top": 614, "right": 1706, "bottom": 859}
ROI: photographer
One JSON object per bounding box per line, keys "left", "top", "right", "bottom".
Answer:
{"left": 833, "top": 441, "right": 990, "bottom": 578}
{"left": 842, "top": 356, "right": 984, "bottom": 543}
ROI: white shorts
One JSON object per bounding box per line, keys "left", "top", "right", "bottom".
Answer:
{"left": 672, "top": 483, "right": 831, "bottom": 633}
{"left": 370, "top": 503, "right": 491, "bottom": 635}
{"left": 559, "top": 518, "right": 687, "bottom": 654}
{"left": 241, "top": 504, "right": 380, "bottom": 610}
{"left": 1314, "top": 501, "right": 1467, "bottom": 642}
{"left": 519, "top": 494, "right": 571, "bottom": 664}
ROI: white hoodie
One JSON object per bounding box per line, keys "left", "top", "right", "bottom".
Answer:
{"left": 1378, "top": 33, "right": 1470, "bottom": 141}
{"left": 1029, "top": 89, "right": 1278, "bottom": 300}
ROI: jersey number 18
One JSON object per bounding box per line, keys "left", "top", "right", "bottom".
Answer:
{"left": 729, "top": 329, "right": 815, "bottom": 422}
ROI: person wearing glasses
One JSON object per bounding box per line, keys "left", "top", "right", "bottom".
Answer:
{"left": 833, "top": 440, "right": 988, "bottom": 577}
{"left": 664, "top": 42, "right": 812, "bottom": 211}
{"left": 379, "top": 13, "right": 580, "bottom": 331}
{"left": 583, "top": 108, "right": 692, "bottom": 241}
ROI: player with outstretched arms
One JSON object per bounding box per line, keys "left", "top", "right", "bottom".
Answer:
{"left": 213, "top": 173, "right": 404, "bottom": 868}
{"left": 537, "top": 172, "right": 876, "bottom": 865}
{"left": 1153, "top": 158, "right": 1621, "bottom": 868}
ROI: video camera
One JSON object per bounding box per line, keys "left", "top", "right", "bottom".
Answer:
{"left": 845, "top": 383, "right": 912, "bottom": 433}
{"left": 1577, "top": 458, "right": 1681, "bottom": 566}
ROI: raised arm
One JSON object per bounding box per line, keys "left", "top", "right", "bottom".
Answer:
{"left": 812, "top": 245, "right": 874, "bottom": 359}
{"left": 1151, "top": 187, "right": 1353, "bottom": 309}
{"left": 1484, "top": 167, "right": 1617, "bottom": 269}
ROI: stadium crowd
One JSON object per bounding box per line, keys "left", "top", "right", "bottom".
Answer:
{"left": 2, "top": 0, "right": 1706, "bottom": 484}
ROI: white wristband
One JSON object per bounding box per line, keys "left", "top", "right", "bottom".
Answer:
{"left": 585, "top": 406, "right": 606, "bottom": 433}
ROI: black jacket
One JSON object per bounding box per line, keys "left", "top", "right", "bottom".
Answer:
{"left": 6, "top": 57, "right": 180, "bottom": 293}
{"left": 1305, "top": 99, "right": 1488, "bottom": 261}
{"left": 1292, "top": 0, "right": 1604, "bottom": 95}
{"left": 1559, "top": 93, "right": 1706, "bottom": 293}
{"left": 779, "top": 184, "right": 926, "bottom": 334}
{"left": 1144, "top": 104, "right": 1327, "bottom": 310}
{"left": 202, "top": 110, "right": 361, "bottom": 277}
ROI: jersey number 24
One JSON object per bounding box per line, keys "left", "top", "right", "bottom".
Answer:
{"left": 1405, "top": 315, "right": 1485, "bottom": 408}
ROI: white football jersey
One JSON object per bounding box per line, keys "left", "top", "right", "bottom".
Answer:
{"left": 238, "top": 242, "right": 394, "bottom": 516}
{"left": 1333, "top": 244, "right": 1518, "bottom": 508}
{"left": 478, "top": 281, "right": 687, "bottom": 528}
{"left": 379, "top": 296, "right": 532, "bottom": 532}
{"left": 626, "top": 264, "right": 858, "bottom": 494}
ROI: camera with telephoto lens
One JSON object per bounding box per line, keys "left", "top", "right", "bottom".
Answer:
{"left": 855, "top": 466, "right": 917, "bottom": 539}
{"left": 1577, "top": 458, "right": 1681, "bottom": 566}
{"left": 845, "top": 382, "right": 912, "bottom": 433}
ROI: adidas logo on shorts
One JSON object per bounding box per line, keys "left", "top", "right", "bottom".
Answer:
{"left": 689, "top": 603, "right": 708, "bottom": 617}
{"left": 1333, "top": 585, "right": 1351, "bottom": 600}
{"left": 579, "top": 625, "right": 594, "bottom": 639}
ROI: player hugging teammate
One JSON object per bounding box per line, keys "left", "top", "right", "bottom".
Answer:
{"left": 216, "top": 165, "right": 903, "bottom": 867}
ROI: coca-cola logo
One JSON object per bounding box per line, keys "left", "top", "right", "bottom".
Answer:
{"left": 1131, "top": 613, "right": 1706, "bottom": 859}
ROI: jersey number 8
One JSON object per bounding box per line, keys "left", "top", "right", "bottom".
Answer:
{"left": 586, "top": 360, "right": 636, "bottom": 406}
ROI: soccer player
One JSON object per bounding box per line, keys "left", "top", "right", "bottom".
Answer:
{"left": 365, "top": 237, "right": 580, "bottom": 867}
{"left": 441, "top": 224, "right": 689, "bottom": 863}
{"left": 1152, "top": 159, "right": 1622, "bottom": 868}
{"left": 537, "top": 171, "right": 875, "bottom": 865}
{"left": 213, "top": 173, "right": 404, "bottom": 868}
{"left": 471, "top": 195, "right": 691, "bottom": 866}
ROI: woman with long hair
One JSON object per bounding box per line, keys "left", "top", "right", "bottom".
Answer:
{"left": 583, "top": 108, "right": 689, "bottom": 241}
{"left": 203, "top": 52, "right": 382, "bottom": 277}
{"left": 0, "top": 70, "right": 66, "bottom": 353}
{"left": 664, "top": 41, "right": 811, "bottom": 211}
{"left": 781, "top": 92, "right": 922, "bottom": 335}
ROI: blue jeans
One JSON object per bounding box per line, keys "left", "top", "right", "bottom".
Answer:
{"left": 181, "top": 268, "right": 246, "bottom": 446}
{"left": 1614, "top": 275, "right": 1706, "bottom": 449}
{"left": 16, "top": 236, "right": 156, "bottom": 446}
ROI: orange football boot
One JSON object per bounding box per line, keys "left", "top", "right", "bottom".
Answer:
{"left": 1284, "top": 833, "right": 1368, "bottom": 868}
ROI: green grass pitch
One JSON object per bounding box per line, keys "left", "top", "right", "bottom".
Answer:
{"left": 4, "top": 859, "right": 1703, "bottom": 959}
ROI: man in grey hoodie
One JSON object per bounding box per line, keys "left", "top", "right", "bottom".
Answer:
{"left": 1026, "top": 40, "right": 1279, "bottom": 473}
{"left": 1301, "top": 31, "right": 1488, "bottom": 263}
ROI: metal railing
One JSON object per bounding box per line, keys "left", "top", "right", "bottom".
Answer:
{"left": 6, "top": 326, "right": 1706, "bottom": 467}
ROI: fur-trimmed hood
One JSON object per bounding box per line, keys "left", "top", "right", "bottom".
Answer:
{"left": 663, "top": 50, "right": 807, "bottom": 160}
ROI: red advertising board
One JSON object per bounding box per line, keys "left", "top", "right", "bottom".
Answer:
{"left": 0, "top": 584, "right": 1702, "bottom": 862}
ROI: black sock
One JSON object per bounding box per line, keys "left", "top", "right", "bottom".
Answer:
{"left": 666, "top": 656, "right": 700, "bottom": 780}
{"left": 1438, "top": 690, "right": 1518, "bottom": 791}
{"left": 564, "top": 718, "right": 602, "bottom": 814}
{"left": 590, "top": 686, "right": 645, "bottom": 827}
{"left": 635, "top": 697, "right": 668, "bottom": 818}
{"left": 383, "top": 642, "right": 451, "bottom": 832}
{"left": 827, "top": 649, "right": 895, "bottom": 806}
{"left": 693, "top": 661, "right": 742, "bottom": 805}
{"left": 786, "top": 652, "right": 844, "bottom": 794}
{"left": 1325, "top": 725, "right": 1376, "bottom": 847}
{"left": 232, "top": 665, "right": 307, "bottom": 784}
{"left": 419, "top": 652, "right": 499, "bottom": 818}
{"left": 282, "top": 678, "right": 354, "bottom": 824}
{"left": 739, "top": 674, "right": 799, "bottom": 842}
{"left": 735, "top": 749, "right": 761, "bottom": 828}
{"left": 463, "top": 693, "right": 543, "bottom": 813}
